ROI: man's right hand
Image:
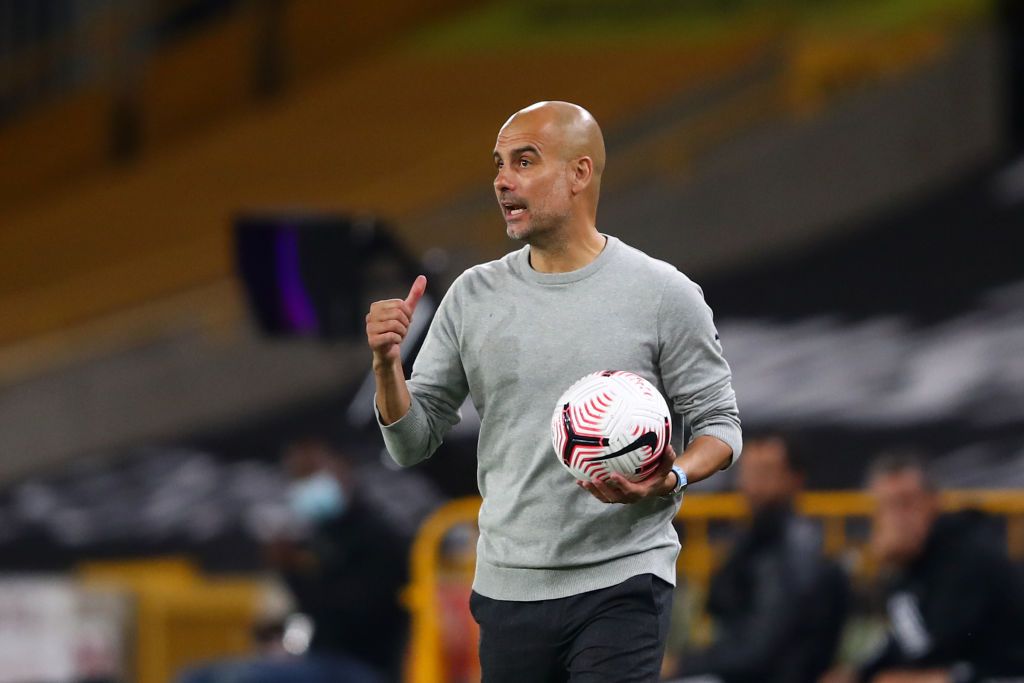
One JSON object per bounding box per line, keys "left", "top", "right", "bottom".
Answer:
{"left": 366, "top": 275, "right": 427, "bottom": 367}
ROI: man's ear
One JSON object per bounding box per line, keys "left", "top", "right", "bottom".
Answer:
{"left": 570, "top": 156, "right": 594, "bottom": 195}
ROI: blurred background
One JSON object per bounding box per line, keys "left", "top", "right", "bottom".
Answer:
{"left": 1, "top": 0, "right": 1023, "bottom": 681}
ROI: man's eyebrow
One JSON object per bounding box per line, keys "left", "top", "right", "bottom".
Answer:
{"left": 512, "top": 145, "right": 540, "bottom": 157}
{"left": 493, "top": 145, "right": 541, "bottom": 159}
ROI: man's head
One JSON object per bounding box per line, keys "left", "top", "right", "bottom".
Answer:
{"left": 737, "top": 432, "right": 806, "bottom": 512}
{"left": 283, "top": 438, "right": 352, "bottom": 523}
{"left": 868, "top": 452, "right": 939, "bottom": 567}
{"left": 493, "top": 101, "right": 605, "bottom": 243}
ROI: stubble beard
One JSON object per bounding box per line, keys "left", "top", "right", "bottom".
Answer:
{"left": 506, "top": 208, "right": 568, "bottom": 246}
{"left": 507, "top": 223, "right": 537, "bottom": 242}
{"left": 506, "top": 221, "right": 529, "bottom": 241}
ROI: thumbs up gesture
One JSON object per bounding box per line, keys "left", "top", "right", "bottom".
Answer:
{"left": 366, "top": 275, "right": 427, "bottom": 365}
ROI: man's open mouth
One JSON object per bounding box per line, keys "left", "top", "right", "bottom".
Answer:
{"left": 502, "top": 201, "right": 527, "bottom": 219}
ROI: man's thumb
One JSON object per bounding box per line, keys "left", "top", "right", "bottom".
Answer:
{"left": 405, "top": 275, "right": 427, "bottom": 312}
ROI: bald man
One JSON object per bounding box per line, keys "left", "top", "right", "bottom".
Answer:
{"left": 367, "top": 102, "right": 741, "bottom": 682}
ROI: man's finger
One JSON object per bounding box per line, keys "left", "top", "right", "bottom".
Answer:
{"left": 368, "top": 319, "right": 408, "bottom": 337}
{"left": 591, "top": 477, "right": 622, "bottom": 503}
{"left": 368, "top": 301, "right": 412, "bottom": 328}
{"left": 374, "top": 302, "right": 411, "bottom": 328}
{"left": 608, "top": 474, "right": 648, "bottom": 503}
{"left": 405, "top": 275, "right": 427, "bottom": 313}
{"left": 653, "top": 450, "right": 675, "bottom": 477}
{"left": 609, "top": 473, "right": 643, "bottom": 495}
{"left": 651, "top": 444, "right": 675, "bottom": 476}
{"left": 369, "top": 332, "right": 402, "bottom": 348}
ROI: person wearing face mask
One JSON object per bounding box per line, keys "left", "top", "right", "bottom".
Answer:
{"left": 177, "top": 440, "right": 409, "bottom": 683}
{"left": 666, "top": 432, "right": 849, "bottom": 683}
{"left": 267, "top": 438, "right": 410, "bottom": 682}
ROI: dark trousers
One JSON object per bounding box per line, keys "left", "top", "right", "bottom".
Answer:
{"left": 470, "top": 573, "right": 673, "bottom": 683}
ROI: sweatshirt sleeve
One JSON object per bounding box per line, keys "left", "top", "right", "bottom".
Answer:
{"left": 657, "top": 269, "right": 742, "bottom": 465}
{"left": 375, "top": 278, "right": 470, "bottom": 467}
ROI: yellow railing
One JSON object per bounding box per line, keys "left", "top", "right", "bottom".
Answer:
{"left": 404, "top": 497, "right": 483, "bottom": 683}
{"left": 404, "top": 490, "right": 1024, "bottom": 683}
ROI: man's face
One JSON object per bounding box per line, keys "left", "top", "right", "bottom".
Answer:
{"left": 282, "top": 442, "right": 349, "bottom": 522}
{"left": 737, "top": 438, "right": 803, "bottom": 512}
{"left": 493, "top": 116, "right": 573, "bottom": 242}
{"left": 869, "top": 469, "right": 937, "bottom": 567}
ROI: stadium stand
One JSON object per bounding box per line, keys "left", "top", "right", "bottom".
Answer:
{"left": 1, "top": 1, "right": 1021, "bottom": 681}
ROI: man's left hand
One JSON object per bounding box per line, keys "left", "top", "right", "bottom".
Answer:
{"left": 578, "top": 444, "right": 678, "bottom": 504}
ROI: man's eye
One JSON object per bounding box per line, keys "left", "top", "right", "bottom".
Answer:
{"left": 519, "top": 158, "right": 531, "bottom": 168}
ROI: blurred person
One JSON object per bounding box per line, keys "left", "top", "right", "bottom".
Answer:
{"left": 179, "top": 439, "right": 408, "bottom": 683}
{"left": 665, "top": 432, "right": 848, "bottom": 683}
{"left": 271, "top": 439, "right": 409, "bottom": 676}
{"left": 822, "top": 453, "right": 1024, "bottom": 683}
{"left": 367, "top": 101, "right": 742, "bottom": 682}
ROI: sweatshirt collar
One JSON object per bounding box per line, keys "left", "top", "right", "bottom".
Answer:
{"left": 518, "top": 234, "right": 619, "bottom": 285}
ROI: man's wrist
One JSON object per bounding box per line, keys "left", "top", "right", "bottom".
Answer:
{"left": 372, "top": 354, "right": 402, "bottom": 374}
{"left": 655, "top": 471, "right": 677, "bottom": 497}
{"left": 659, "top": 466, "right": 687, "bottom": 498}
{"left": 655, "top": 468, "right": 683, "bottom": 498}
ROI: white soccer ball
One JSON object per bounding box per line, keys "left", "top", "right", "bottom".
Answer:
{"left": 551, "top": 370, "right": 671, "bottom": 483}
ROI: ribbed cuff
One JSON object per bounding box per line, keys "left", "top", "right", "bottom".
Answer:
{"left": 374, "top": 395, "right": 431, "bottom": 467}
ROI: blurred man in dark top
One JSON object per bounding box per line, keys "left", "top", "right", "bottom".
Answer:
{"left": 270, "top": 439, "right": 410, "bottom": 680}
{"left": 179, "top": 439, "right": 409, "bottom": 683}
{"left": 667, "top": 432, "right": 848, "bottom": 683}
{"left": 844, "top": 454, "right": 1024, "bottom": 683}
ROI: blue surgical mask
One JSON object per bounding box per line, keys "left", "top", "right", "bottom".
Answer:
{"left": 287, "top": 472, "right": 346, "bottom": 522}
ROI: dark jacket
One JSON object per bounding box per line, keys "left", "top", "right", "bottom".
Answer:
{"left": 679, "top": 505, "right": 849, "bottom": 683}
{"left": 859, "top": 512, "right": 1024, "bottom": 683}
{"left": 282, "top": 495, "right": 410, "bottom": 675}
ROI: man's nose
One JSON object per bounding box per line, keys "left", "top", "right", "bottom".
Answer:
{"left": 494, "top": 168, "right": 514, "bottom": 193}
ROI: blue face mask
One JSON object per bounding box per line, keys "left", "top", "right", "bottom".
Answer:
{"left": 288, "top": 472, "right": 347, "bottom": 522}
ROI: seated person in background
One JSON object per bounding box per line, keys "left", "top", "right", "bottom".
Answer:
{"left": 825, "top": 453, "right": 1024, "bottom": 683}
{"left": 179, "top": 439, "right": 410, "bottom": 683}
{"left": 666, "top": 432, "right": 848, "bottom": 683}
{"left": 270, "top": 439, "right": 410, "bottom": 680}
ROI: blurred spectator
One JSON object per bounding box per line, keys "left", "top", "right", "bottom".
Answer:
{"left": 666, "top": 432, "right": 848, "bottom": 683}
{"left": 179, "top": 439, "right": 410, "bottom": 683}
{"left": 824, "top": 453, "right": 1024, "bottom": 683}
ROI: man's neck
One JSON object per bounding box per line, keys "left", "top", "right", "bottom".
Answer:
{"left": 528, "top": 226, "right": 607, "bottom": 273}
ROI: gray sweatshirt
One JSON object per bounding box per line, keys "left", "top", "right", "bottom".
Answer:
{"left": 377, "top": 235, "right": 741, "bottom": 601}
